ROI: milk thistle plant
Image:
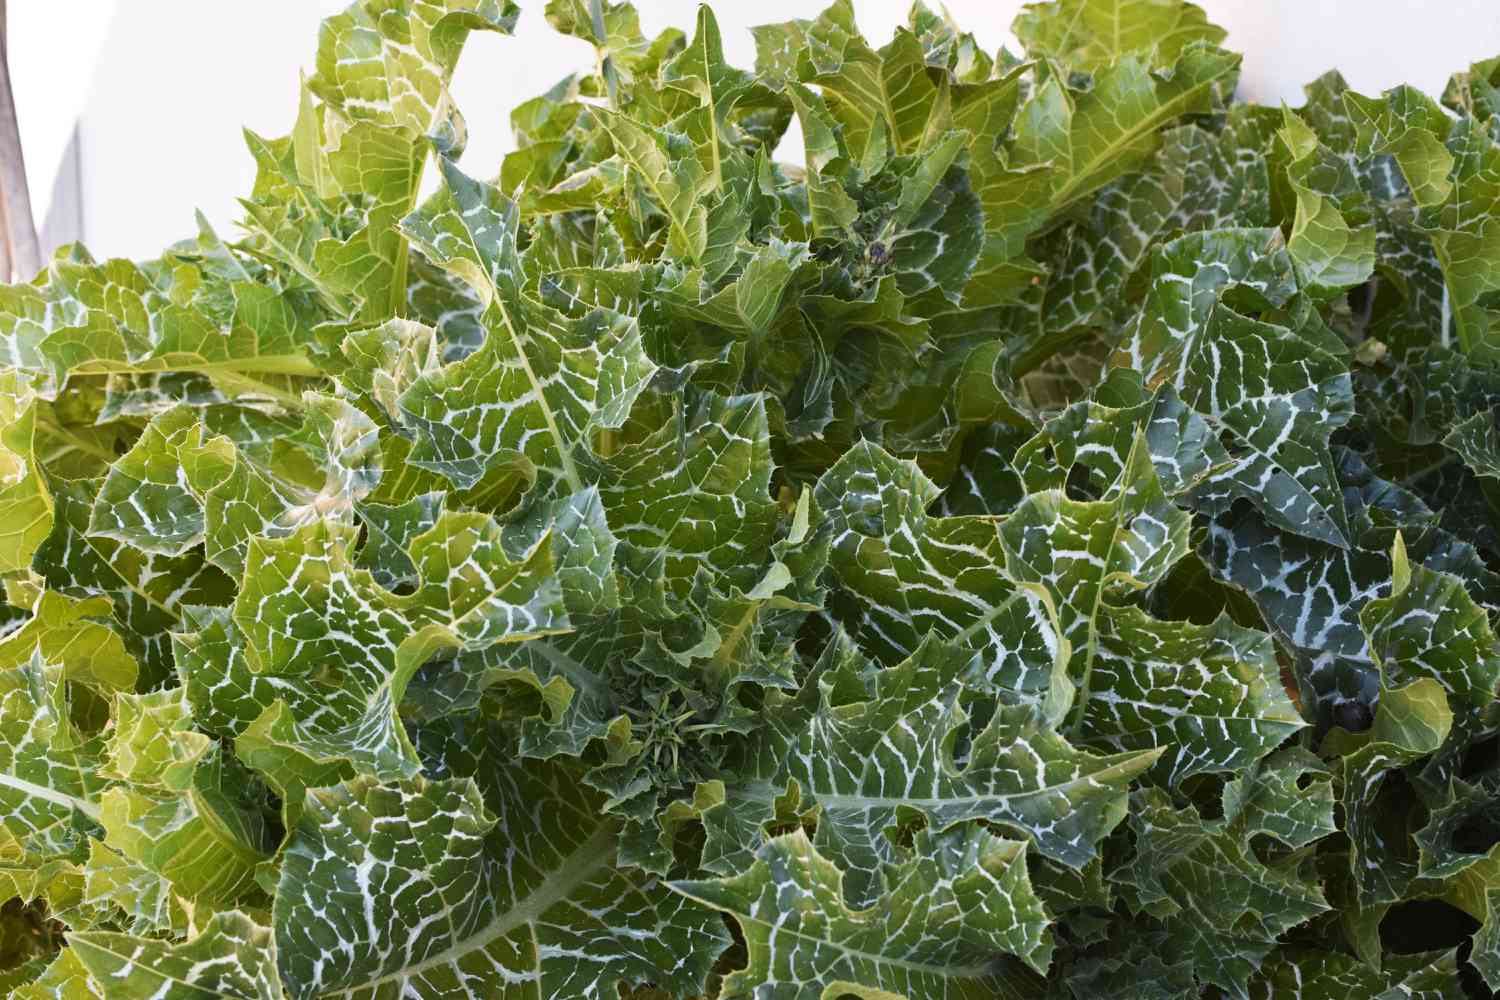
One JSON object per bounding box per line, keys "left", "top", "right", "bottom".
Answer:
{"left": 2, "top": 0, "right": 1500, "bottom": 996}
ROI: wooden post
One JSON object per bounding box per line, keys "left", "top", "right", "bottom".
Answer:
{"left": 0, "top": 0, "right": 42, "bottom": 280}
{"left": 0, "top": 185, "right": 12, "bottom": 283}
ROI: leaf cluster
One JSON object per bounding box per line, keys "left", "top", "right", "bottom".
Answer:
{"left": 3, "top": 0, "right": 1500, "bottom": 997}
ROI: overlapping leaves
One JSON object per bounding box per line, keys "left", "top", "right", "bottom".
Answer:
{"left": 3, "top": 0, "right": 1500, "bottom": 997}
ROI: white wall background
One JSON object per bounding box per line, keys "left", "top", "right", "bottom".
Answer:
{"left": 11, "top": 0, "right": 1500, "bottom": 262}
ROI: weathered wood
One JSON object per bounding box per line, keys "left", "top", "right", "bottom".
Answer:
{"left": 0, "top": 0, "right": 42, "bottom": 280}
{"left": 0, "top": 185, "right": 12, "bottom": 282}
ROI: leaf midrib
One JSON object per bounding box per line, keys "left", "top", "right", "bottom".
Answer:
{"left": 0, "top": 769, "right": 102, "bottom": 822}
{"left": 68, "top": 930, "right": 262, "bottom": 999}
{"left": 66, "top": 353, "right": 323, "bottom": 377}
{"left": 1179, "top": 309, "right": 1348, "bottom": 547}
{"left": 809, "top": 753, "right": 1149, "bottom": 813}
{"left": 485, "top": 263, "right": 586, "bottom": 495}
{"left": 323, "top": 822, "right": 617, "bottom": 996}
{"left": 1048, "top": 56, "right": 1237, "bottom": 215}
{"left": 518, "top": 637, "right": 611, "bottom": 702}
{"left": 818, "top": 48, "right": 904, "bottom": 157}
{"left": 674, "top": 880, "right": 996, "bottom": 981}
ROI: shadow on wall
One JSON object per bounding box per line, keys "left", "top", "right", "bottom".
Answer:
{"left": 15, "top": 0, "right": 1500, "bottom": 261}
{"left": 40, "top": 126, "right": 83, "bottom": 257}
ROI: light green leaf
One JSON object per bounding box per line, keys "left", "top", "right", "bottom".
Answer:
{"left": 593, "top": 107, "right": 717, "bottom": 261}
{"left": 68, "top": 911, "right": 284, "bottom": 1000}
{"left": 232, "top": 510, "right": 565, "bottom": 782}
{"left": 0, "top": 651, "right": 106, "bottom": 859}
{"left": 815, "top": 440, "right": 1066, "bottom": 712}
{"left": 1119, "top": 757, "right": 1333, "bottom": 994}
{"left": 672, "top": 824, "right": 1054, "bottom": 998}
{"left": 176, "top": 423, "right": 304, "bottom": 581}
{"left": 339, "top": 318, "right": 443, "bottom": 425}
{"left": 354, "top": 490, "right": 447, "bottom": 590}
{"left": 96, "top": 689, "right": 272, "bottom": 907}
{"left": 1444, "top": 409, "right": 1500, "bottom": 480}
{"left": 662, "top": 6, "right": 759, "bottom": 183}
{"left": 1073, "top": 607, "right": 1305, "bottom": 783}
{"left": 274, "top": 736, "right": 727, "bottom": 1000}
{"left": 1340, "top": 678, "right": 1454, "bottom": 906}
{"left": 1013, "top": 0, "right": 1227, "bottom": 71}
{"left": 1002, "top": 435, "right": 1303, "bottom": 781}
{"left": 398, "top": 159, "right": 656, "bottom": 492}
{"left": 1013, "top": 368, "right": 1227, "bottom": 500}
{"left": 1361, "top": 533, "right": 1500, "bottom": 718}
{"left": 0, "top": 592, "right": 138, "bottom": 694}
{"left": 544, "top": 0, "right": 659, "bottom": 103}
{"left": 0, "top": 380, "right": 54, "bottom": 574}
{"left": 599, "top": 390, "right": 779, "bottom": 596}
{"left": 86, "top": 407, "right": 204, "bottom": 554}
{"left": 33, "top": 473, "right": 234, "bottom": 685}
{"left": 80, "top": 839, "right": 187, "bottom": 936}
{"left": 11, "top": 948, "right": 104, "bottom": 1000}
{"left": 1001, "top": 41, "right": 1241, "bottom": 241}
{"left": 92, "top": 396, "right": 378, "bottom": 580}
{"left": 1278, "top": 107, "right": 1375, "bottom": 298}
{"left": 32, "top": 257, "right": 322, "bottom": 391}
{"left": 1344, "top": 86, "right": 1455, "bottom": 209}
{"left": 1026, "top": 117, "right": 1274, "bottom": 364}
{"left": 259, "top": 0, "right": 520, "bottom": 318}
{"left": 789, "top": 634, "right": 1159, "bottom": 904}
{"left": 1348, "top": 87, "right": 1500, "bottom": 358}
{"left": 1115, "top": 228, "right": 1354, "bottom": 547}
{"left": 754, "top": 2, "right": 948, "bottom": 159}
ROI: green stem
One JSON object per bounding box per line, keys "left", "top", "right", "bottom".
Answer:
{"left": 390, "top": 146, "right": 428, "bottom": 320}
{"left": 708, "top": 601, "right": 758, "bottom": 690}
{"left": 1067, "top": 598, "right": 1104, "bottom": 740}
{"left": 210, "top": 371, "right": 310, "bottom": 410}
{"left": 231, "top": 238, "right": 348, "bottom": 317}
{"left": 590, "top": 0, "right": 620, "bottom": 110}
{"left": 34, "top": 412, "right": 118, "bottom": 463}
{"left": 1399, "top": 455, "right": 1456, "bottom": 489}
{"left": 0, "top": 772, "right": 102, "bottom": 823}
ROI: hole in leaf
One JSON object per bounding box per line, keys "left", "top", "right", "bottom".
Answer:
{"left": 0, "top": 898, "right": 64, "bottom": 973}
{"left": 765, "top": 816, "right": 806, "bottom": 839}
{"left": 886, "top": 809, "right": 927, "bottom": 852}
{"left": 1217, "top": 427, "right": 1251, "bottom": 460}
{"left": 1453, "top": 811, "right": 1500, "bottom": 856}
{"left": 1462, "top": 736, "right": 1500, "bottom": 780}
{"left": 1347, "top": 279, "right": 1374, "bottom": 318}
{"left": 949, "top": 720, "right": 973, "bottom": 768}
{"left": 668, "top": 817, "right": 707, "bottom": 874}
{"left": 1330, "top": 697, "right": 1374, "bottom": 734}
{"left": 1064, "top": 460, "right": 1094, "bottom": 501}
{"left": 1380, "top": 899, "right": 1477, "bottom": 956}
{"left": 1179, "top": 774, "right": 1225, "bottom": 820}
{"left": 735, "top": 685, "right": 765, "bottom": 712}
